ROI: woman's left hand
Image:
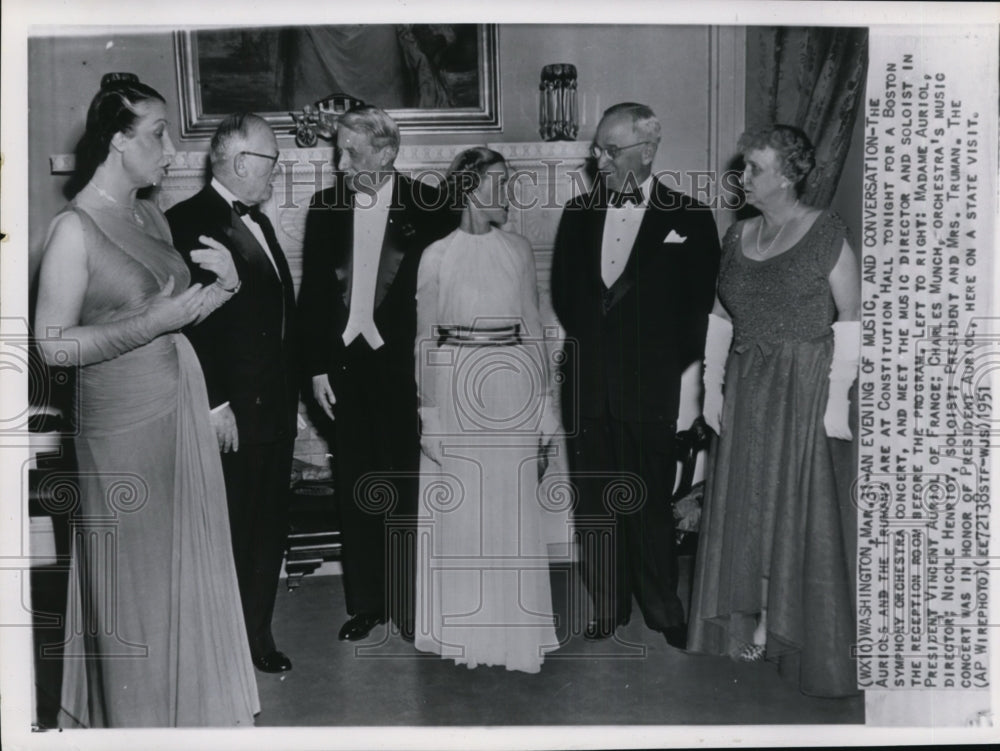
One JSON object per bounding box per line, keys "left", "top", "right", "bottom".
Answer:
{"left": 823, "top": 383, "right": 853, "bottom": 440}
{"left": 190, "top": 235, "right": 239, "bottom": 290}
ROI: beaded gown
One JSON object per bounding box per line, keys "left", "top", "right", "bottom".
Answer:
{"left": 55, "top": 188, "right": 259, "bottom": 727}
{"left": 687, "top": 211, "right": 859, "bottom": 697}
{"left": 413, "top": 227, "right": 565, "bottom": 673}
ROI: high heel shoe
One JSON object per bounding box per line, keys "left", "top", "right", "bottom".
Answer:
{"left": 737, "top": 643, "right": 765, "bottom": 662}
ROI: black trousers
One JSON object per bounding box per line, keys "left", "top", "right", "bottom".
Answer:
{"left": 568, "top": 413, "right": 684, "bottom": 630}
{"left": 221, "top": 438, "right": 294, "bottom": 658}
{"left": 331, "top": 341, "right": 419, "bottom": 627}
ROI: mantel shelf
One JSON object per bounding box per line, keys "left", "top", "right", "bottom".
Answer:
{"left": 50, "top": 141, "right": 591, "bottom": 175}
{"left": 47, "top": 139, "right": 595, "bottom": 469}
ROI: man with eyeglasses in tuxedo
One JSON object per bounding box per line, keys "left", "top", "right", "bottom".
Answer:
{"left": 550, "top": 102, "right": 721, "bottom": 649}
{"left": 167, "top": 112, "right": 298, "bottom": 674}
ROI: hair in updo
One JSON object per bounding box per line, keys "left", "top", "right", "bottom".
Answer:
{"left": 737, "top": 124, "right": 816, "bottom": 194}
{"left": 445, "top": 147, "right": 506, "bottom": 216}
{"left": 64, "top": 73, "right": 166, "bottom": 199}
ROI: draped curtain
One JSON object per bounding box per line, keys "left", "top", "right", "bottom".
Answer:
{"left": 746, "top": 27, "right": 868, "bottom": 208}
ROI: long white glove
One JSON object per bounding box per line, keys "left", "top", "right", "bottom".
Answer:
{"left": 418, "top": 406, "right": 443, "bottom": 464}
{"left": 824, "top": 321, "right": 860, "bottom": 440}
{"left": 702, "top": 313, "right": 733, "bottom": 434}
{"left": 65, "top": 277, "right": 208, "bottom": 366}
{"left": 540, "top": 396, "right": 562, "bottom": 446}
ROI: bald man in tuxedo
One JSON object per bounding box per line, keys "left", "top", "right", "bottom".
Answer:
{"left": 167, "top": 113, "right": 297, "bottom": 673}
{"left": 551, "top": 102, "right": 721, "bottom": 648}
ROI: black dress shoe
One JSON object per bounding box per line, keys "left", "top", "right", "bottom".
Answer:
{"left": 253, "top": 650, "right": 292, "bottom": 673}
{"left": 338, "top": 614, "right": 386, "bottom": 641}
{"left": 661, "top": 624, "right": 688, "bottom": 650}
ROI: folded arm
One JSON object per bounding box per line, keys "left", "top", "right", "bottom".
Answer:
{"left": 34, "top": 212, "right": 207, "bottom": 367}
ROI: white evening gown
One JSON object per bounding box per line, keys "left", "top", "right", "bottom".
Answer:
{"left": 413, "top": 227, "right": 565, "bottom": 673}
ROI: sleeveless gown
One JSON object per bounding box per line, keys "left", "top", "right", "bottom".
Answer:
{"left": 56, "top": 191, "right": 260, "bottom": 726}
{"left": 687, "top": 211, "right": 859, "bottom": 698}
{"left": 413, "top": 227, "right": 565, "bottom": 673}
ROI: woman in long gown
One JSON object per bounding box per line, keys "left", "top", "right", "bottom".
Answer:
{"left": 413, "top": 147, "right": 563, "bottom": 673}
{"left": 687, "top": 125, "right": 862, "bottom": 697}
{"left": 34, "top": 74, "right": 259, "bottom": 726}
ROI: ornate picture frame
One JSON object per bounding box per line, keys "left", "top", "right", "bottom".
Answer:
{"left": 174, "top": 24, "right": 501, "bottom": 139}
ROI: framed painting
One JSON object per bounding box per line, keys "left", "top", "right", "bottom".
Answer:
{"left": 174, "top": 24, "right": 500, "bottom": 139}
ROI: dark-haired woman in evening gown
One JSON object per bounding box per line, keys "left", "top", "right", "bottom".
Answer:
{"left": 34, "top": 75, "right": 258, "bottom": 727}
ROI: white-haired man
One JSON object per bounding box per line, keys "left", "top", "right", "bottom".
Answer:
{"left": 298, "top": 105, "right": 453, "bottom": 642}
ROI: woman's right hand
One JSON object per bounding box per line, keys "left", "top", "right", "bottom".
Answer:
{"left": 419, "top": 407, "right": 443, "bottom": 464}
{"left": 702, "top": 309, "right": 732, "bottom": 436}
{"left": 420, "top": 435, "right": 443, "bottom": 465}
{"left": 144, "top": 276, "right": 206, "bottom": 335}
{"left": 703, "top": 388, "right": 724, "bottom": 435}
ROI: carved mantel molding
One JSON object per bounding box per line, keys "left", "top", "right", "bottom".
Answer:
{"left": 50, "top": 140, "right": 591, "bottom": 176}
{"left": 51, "top": 141, "right": 592, "bottom": 291}
{"left": 49, "top": 141, "right": 593, "bottom": 464}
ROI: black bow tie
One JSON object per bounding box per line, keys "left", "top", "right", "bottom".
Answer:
{"left": 608, "top": 190, "right": 641, "bottom": 208}
{"left": 232, "top": 200, "right": 261, "bottom": 219}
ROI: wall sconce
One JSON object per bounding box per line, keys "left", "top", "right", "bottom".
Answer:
{"left": 538, "top": 64, "right": 578, "bottom": 141}
{"left": 290, "top": 93, "right": 365, "bottom": 148}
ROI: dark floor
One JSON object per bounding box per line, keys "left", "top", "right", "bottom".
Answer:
{"left": 253, "top": 566, "right": 865, "bottom": 727}
{"left": 32, "top": 556, "right": 864, "bottom": 728}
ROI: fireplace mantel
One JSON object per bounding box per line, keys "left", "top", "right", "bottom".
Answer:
{"left": 49, "top": 141, "right": 592, "bottom": 175}
{"left": 51, "top": 141, "right": 592, "bottom": 289}
{"left": 50, "top": 139, "right": 722, "bottom": 467}
{"left": 51, "top": 141, "right": 598, "bottom": 466}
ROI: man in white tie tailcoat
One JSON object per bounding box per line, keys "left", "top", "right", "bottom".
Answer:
{"left": 298, "top": 105, "right": 453, "bottom": 642}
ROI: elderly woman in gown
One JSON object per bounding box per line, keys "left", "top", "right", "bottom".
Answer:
{"left": 687, "top": 125, "right": 862, "bottom": 698}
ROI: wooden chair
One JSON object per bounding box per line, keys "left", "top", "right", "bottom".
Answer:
{"left": 672, "top": 416, "right": 712, "bottom": 557}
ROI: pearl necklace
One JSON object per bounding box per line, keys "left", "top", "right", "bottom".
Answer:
{"left": 754, "top": 199, "right": 800, "bottom": 257}
{"left": 89, "top": 182, "right": 145, "bottom": 226}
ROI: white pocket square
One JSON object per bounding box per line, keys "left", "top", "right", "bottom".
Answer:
{"left": 663, "top": 230, "right": 687, "bottom": 244}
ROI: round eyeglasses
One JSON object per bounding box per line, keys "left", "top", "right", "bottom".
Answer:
{"left": 590, "top": 141, "right": 651, "bottom": 160}
{"left": 239, "top": 150, "right": 280, "bottom": 165}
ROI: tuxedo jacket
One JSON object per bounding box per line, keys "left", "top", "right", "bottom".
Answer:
{"left": 297, "top": 172, "right": 453, "bottom": 412}
{"left": 166, "top": 185, "right": 299, "bottom": 445}
{"left": 550, "top": 178, "right": 721, "bottom": 426}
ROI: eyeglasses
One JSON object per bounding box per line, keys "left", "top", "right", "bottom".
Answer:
{"left": 590, "top": 141, "right": 651, "bottom": 160}
{"left": 239, "top": 150, "right": 280, "bottom": 165}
